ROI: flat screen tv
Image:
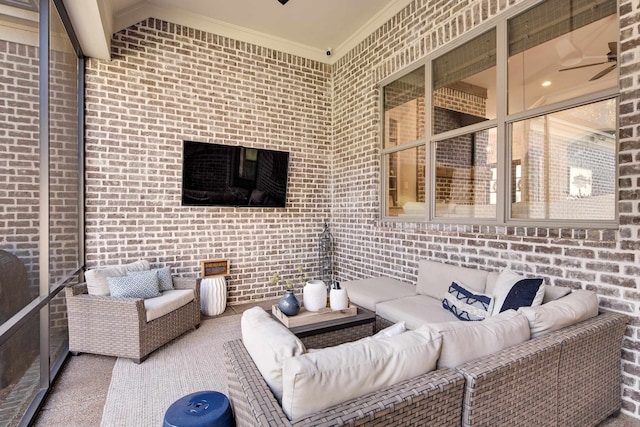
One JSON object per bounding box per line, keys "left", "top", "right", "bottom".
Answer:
{"left": 181, "top": 141, "right": 290, "bottom": 207}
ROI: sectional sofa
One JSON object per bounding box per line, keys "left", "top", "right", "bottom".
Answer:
{"left": 223, "top": 260, "right": 628, "bottom": 426}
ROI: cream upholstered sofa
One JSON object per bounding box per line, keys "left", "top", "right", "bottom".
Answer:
{"left": 224, "top": 260, "right": 628, "bottom": 426}
{"left": 65, "top": 260, "right": 201, "bottom": 363}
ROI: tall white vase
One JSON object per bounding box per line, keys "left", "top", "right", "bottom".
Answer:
{"left": 303, "top": 280, "right": 327, "bottom": 312}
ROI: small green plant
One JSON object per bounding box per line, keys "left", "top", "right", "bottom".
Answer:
{"left": 270, "top": 266, "right": 309, "bottom": 289}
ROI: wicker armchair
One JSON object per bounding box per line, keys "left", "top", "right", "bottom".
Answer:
{"left": 65, "top": 276, "right": 201, "bottom": 363}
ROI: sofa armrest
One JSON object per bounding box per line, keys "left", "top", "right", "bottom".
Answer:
{"left": 224, "top": 339, "right": 465, "bottom": 427}
{"left": 65, "top": 283, "right": 147, "bottom": 327}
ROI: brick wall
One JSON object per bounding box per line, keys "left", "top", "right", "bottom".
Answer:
{"left": 332, "top": 0, "right": 640, "bottom": 418}
{"left": 84, "top": 19, "right": 332, "bottom": 303}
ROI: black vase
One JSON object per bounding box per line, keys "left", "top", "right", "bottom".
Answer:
{"left": 278, "top": 289, "right": 300, "bottom": 316}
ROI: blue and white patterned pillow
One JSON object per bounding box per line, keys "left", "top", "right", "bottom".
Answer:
{"left": 128, "top": 266, "right": 173, "bottom": 291}
{"left": 442, "top": 281, "right": 494, "bottom": 321}
{"left": 107, "top": 270, "right": 161, "bottom": 299}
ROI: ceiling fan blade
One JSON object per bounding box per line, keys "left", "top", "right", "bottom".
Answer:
{"left": 589, "top": 64, "right": 617, "bottom": 81}
{"left": 559, "top": 61, "right": 608, "bottom": 72}
{"left": 277, "top": 0, "right": 289, "bottom": 4}
{"left": 608, "top": 41, "right": 617, "bottom": 55}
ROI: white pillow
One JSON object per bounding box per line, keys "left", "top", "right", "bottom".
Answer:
{"left": 85, "top": 260, "right": 150, "bottom": 296}
{"left": 427, "top": 310, "right": 530, "bottom": 369}
{"left": 240, "top": 307, "right": 305, "bottom": 403}
{"left": 281, "top": 326, "right": 442, "bottom": 420}
{"left": 491, "top": 270, "right": 545, "bottom": 316}
{"left": 372, "top": 321, "right": 406, "bottom": 338}
{"left": 518, "top": 290, "right": 599, "bottom": 338}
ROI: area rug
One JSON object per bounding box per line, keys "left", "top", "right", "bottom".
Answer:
{"left": 100, "top": 314, "right": 242, "bottom": 427}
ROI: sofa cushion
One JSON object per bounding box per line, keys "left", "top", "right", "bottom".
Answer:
{"left": 107, "top": 270, "right": 161, "bottom": 299}
{"left": 373, "top": 321, "right": 406, "bottom": 338}
{"left": 341, "top": 277, "right": 416, "bottom": 311}
{"left": 143, "top": 289, "right": 194, "bottom": 322}
{"left": 281, "top": 326, "right": 442, "bottom": 420}
{"left": 129, "top": 266, "right": 174, "bottom": 291}
{"left": 427, "top": 309, "right": 530, "bottom": 369}
{"left": 442, "top": 281, "right": 494, "bottom": 321}
{"left": 542, "top": 285, "right": 572, "bottom": 304}
{"left": 491, "top": 270, "right": 545, "bottom": 315}
{"left": 85, "top": 260, "right": 150, "bottom": 296}
{"left": 417, "top": 260, "right": 489, "bottom": 300}
{"left": 376, "top": 295, "right": 459, "bottom": 329}
{"left": 241, "top": 307, "right": 305, "bottom": 403}
{"left": 517, "top": 290, "right": 599, "bottom": 338}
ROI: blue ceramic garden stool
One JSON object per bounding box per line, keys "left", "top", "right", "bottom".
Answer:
{"left": 163, "top": 390, "right": 234, "bottom": 427}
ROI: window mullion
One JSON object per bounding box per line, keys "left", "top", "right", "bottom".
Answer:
{"left": 496, "top": 20, "right": 508, "bottom": 223}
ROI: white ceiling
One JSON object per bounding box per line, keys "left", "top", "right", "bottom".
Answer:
{"left": 64, "top": 0, "right": 413, "bottom": 62}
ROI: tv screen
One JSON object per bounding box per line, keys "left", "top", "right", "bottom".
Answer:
{"left": 181, "top": 141, "right": 289, "bottom": 207}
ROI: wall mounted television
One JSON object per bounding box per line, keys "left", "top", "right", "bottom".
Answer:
{"left": 181, "top": 141, "right": 290, "bottom": 208}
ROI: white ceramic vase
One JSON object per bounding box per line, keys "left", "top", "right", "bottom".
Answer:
{"left": 330, "top": 287, "right": 349, "bottom": 310}
{"left": 303, "top": 280, "right": 327, "bottom": 312}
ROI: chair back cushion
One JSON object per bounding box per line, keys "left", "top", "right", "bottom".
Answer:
{"left": 85, "top": 260, "right": 150, "bottom": 295}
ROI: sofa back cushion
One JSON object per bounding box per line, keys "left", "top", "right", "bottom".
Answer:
{"left": 241, "top": 307, "right": 305, "bottom": 404}
{"left": 281, "top": 326, "right": 442, "bottom": 421}
{"left": 85, "top": 260, "right": 150, "bottom": 296}
{"left": 417, "top": 259, "right": 489, "bottom": 300}
{"left": 517, "top": 290, "right": 599, "bottom": 338}
{"left": 427, "top": 309, "right": 530, "bottom": 369}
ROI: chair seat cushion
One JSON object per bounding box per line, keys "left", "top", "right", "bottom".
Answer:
{"left": 144, "top": 289, "right": 194, "bottom": 322}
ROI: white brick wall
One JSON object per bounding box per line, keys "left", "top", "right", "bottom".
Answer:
{"left": 84, "top": 19, "right": 332, "bottom": 303}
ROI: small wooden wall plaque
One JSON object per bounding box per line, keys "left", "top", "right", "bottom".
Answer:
{"left": 201, "top": 259, "right": 230, "bottom": 278}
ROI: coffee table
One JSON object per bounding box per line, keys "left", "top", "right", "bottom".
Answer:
{"left": 271, "top": 306, "right": 376, "bottom": 348}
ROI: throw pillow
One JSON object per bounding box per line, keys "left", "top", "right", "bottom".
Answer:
{"left": 107, "top": 270, "right": 161, "bottom": 299}
{"left": 491, "top": 270, "right": 545, "bottom": 316}
{"left": 129, "top": 266, "right": 173, "bottom": 291}
{"left": 442, "top": 281, "right": 493, "bottom": 321}
{"left": 373, "top": 321, "right": 406, "bottom": 338}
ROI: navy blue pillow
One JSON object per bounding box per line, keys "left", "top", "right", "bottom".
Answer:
{"left": 498, "top": 278, "right": 544, "bottom": 313}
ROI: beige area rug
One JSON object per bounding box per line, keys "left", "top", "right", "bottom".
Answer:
{"left": 101, "top": 314, "right": 242, "bottom": 427}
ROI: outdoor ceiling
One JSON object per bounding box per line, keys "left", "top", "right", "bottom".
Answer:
{"left": 67, "top": 0, "right": 412, "bottom": 62}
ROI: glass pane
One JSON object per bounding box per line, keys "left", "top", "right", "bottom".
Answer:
{"left": 0, "top": 314, "right": 41, "bottom": 426}
{"left": 0, "top": 0, "right": 41, "bottom": 301}
{"left": 434, "top": 128, "right": 497, "bottom": 219}
{"left": 49, "top": 0, "right": 80, "bottom": 288}
{"left": 511, "top": 99, "right": 616, "bottom": 220}
{"left": 385, "top": 146, "right": 426, "bottom": 217}
{"left": 50, "top": 291, "right": 69, "bottom": 368}
{"left": 383, "top": 67, "right": 425, "bottom": 148}
{"left": 508, "top": 0, "right": 617, "bottom": 114}
{"left": 432, "top": 29, "right": 496, "bottom": 135}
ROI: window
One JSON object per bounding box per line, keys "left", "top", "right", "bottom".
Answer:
{"left": 381, "top": 0, "right": 618, "bottom": 225}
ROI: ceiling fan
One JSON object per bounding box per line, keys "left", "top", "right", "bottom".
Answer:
{"left": 277, "top": 0, "right": 289, "bottom": 4}
{"left": 559, "top": 42, "right": 617, "bottom": 81}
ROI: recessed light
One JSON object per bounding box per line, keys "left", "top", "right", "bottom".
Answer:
{"left": 541, "top": 81, "right": 552, "bottom": 87}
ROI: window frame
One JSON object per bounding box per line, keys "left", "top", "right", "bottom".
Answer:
{"left": 380, "top": 0, "right": 619, "bottom": 228}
